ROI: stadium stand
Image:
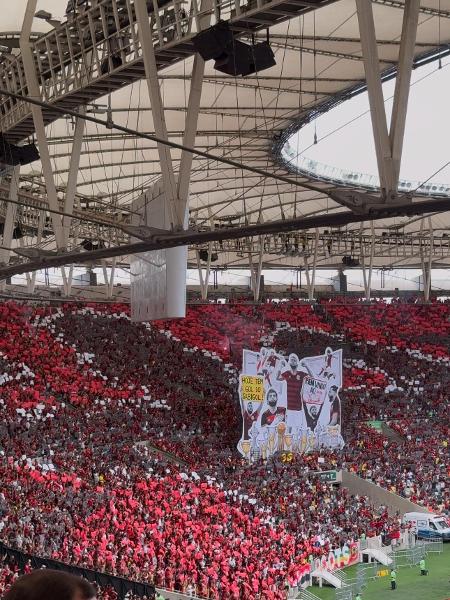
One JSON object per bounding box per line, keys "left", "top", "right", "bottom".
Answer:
{"left": 0, "top": 299, "right": 448, "bottom": 598}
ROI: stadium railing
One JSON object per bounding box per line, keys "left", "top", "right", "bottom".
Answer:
{"left": 298, "top": 588, "right": 323, "bottom": 600}
{"left": 155, "top": 589, "right": 210, "bottom": 600}
{"left": 417, "top": 538, "right": 444, "bottom": 554}
{"left": 391, "top": 545, "right": 426, "bottom": 569}
{"left": 0, "top": 542, "right": 155, "bottom": 600}
{"left": 334, "top": 587, "right": 353, "bottom": 600}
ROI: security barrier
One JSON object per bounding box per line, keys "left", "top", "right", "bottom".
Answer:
{"left": 0, "top": 541, "right": 155, "bottom": 600}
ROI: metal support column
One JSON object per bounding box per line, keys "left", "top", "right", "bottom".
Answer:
{"left": 102, "top": 258, "right": 117, "bottom": 299}
{"left": 420, "top": 218, "right": 433, "bottom": 302}
{"left": 177, "top": 53, "right": 205, "bottom": 210}
{"left": 28, "top": 210, "right": 45, "bottom": 295}
{"left": 196, "top": 247, "right": 212, "bottom": 300}
{"left": 0, "top": 166, "right": 20, "bottom": 266}
{"left": 63, "top": 107, "right": 86, "bottom": 247}
{"left": 361, "top": 222, "right": 375, "bottom": 300}
{"left": 247, "top": 237, "right": 264, "bottom": 302}
{"left": 61, "top": 267, "right": 70, "bottom": 296}
{"left": 0, "top": 167, "right": 20, "bottom": 292}
{"left": 248, "top": 250, "right": 255, "bottom": 296}
{"left": 108, "top": 258, "right": 117, "bottom": 299}
{"left": 102, "top": 261, "right": 108, "bottom": 298}
{"left": 356, "top": 0, "right": 396, "bottom": 198}
{"left": 135, "top": 0, "right": 180, "bottom": 228}
{"left": 389, "top": 0, "right": 421, "bottom": 186}
{"left": 18, "top": 237, "right": 33, "bottom": 293}
{"left": 20, "top": 0, "right": 65, "bottom": 249}
{"left": 303, "top": 229, "right": 319, "bottom": 301}
{"left": 62, "top": 266, "right": 74, "bottom": 297}
{"left": 177, "top": 0, "right": 212, "bottom": 214}
{"left": 254, "top": 236, "right": 265, "bottom": 301}
{"left": 65, "top": 197, "right": 82, "bottom": 297}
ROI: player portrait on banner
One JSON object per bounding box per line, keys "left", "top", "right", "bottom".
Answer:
{"left": 261, "top": 389, "right": 286, "bottom": 428}
{"left": 237, "top": 346, "right": 344, "bottom": 460}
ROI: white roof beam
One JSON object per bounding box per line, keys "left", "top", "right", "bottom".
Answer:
{"left": 356, "top": 0, "right": 396, "bottom": 199}
{"left": 356, "top": 0, "right": 420, "bottom": 200}
{"left": 0, "top": 166, "right": 20, "bottom": 269}
{"left": 19, "top": 0, "right": 65, "bottom": 250}
{"left": 389, "top": 0, "right": 421, "bottom": 188}
{"left": 135, "top": 0, "right": 180, "bottom": 228}
{"left": 63, "top": 107, "right": 86, "bottom": 248}
{"left": 178, "top": 0, "right": 212, "bottom": 209}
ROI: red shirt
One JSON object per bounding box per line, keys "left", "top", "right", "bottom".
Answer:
{"left": 243, "top": 408, "right": 260, "bottom": 438}
{"left": 280, "top": 370, "right": 307, "bottom": 410}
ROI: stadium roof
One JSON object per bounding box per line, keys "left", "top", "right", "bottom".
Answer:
{"left": 0, "top": 0, "right": 449, "bottom": 278}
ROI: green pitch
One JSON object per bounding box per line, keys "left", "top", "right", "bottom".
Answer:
{"left": 311, "top": 544, "right": 450, "bottom": 600}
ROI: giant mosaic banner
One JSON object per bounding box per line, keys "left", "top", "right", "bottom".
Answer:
{"left": 238, "top": 347, "right": 344, "bottom": 459}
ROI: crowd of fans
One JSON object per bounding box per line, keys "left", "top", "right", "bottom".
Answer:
{"left": 0, "top": 560, "right": 19, "bottom": 597}
{"left": 0, "top": 298, "right": 448, "bottom": 599}
{"left": 321, "top": 299, "right": 450, "bottom": 360}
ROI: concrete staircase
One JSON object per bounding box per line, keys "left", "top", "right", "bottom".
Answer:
{"left": 311, "top": 567, "right": 346, "bottom": 588}
{"left": 362, "top": 547, "right": 393, "bottom": 566}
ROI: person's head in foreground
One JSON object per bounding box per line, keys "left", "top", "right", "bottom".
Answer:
{"left": 3, "top": 570, "right": 96, "bottom": 600}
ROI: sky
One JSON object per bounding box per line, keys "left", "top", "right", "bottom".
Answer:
{"left": 286, "top": 56, "right": 450, "bottom": 186}
{"left": 2, "top": 1, "right": 67, "bottom": 32}
{"left": 12, "top": 267, "right": 450, "bottom": 293}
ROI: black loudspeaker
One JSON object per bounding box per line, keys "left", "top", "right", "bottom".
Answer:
{"left": 193, "top": 22, "right": 276, "bottom": 77}
{"left": 198, "top": 249, "right": 218, "bottom": 262}
{"left": 192, "top": 21, "right": 234, "bottom": 61}
{"left": 12, "top": 225, "right": 23, "bottom": 240}
{"left": 66, "top": 0, "right": 88, "bottom": 12}
{"left": 342, "top": 255, "right": 359, "bottom": 267}
{"left": 214, "top": 39, "right": 252, "bottom": 76}
{"left": 100, "top": 55, "right": 122, "bottom": 75}
{"left": 81, "top": 239, "right": 106, "bottom": 251}
{"left": 0, "top": 135, "right": 40, "bottom": 166}
{"left": 89, "top": 271, "right": 97, "bottom": 286}
{"left": 18, "top": 143, "right": 40, "bottom": 165}
{"left": 247, "top": 41, "right": 276, "bottom": 74}
{"left": 81, "top": 239, "right": 95, "bottom": 251}
{"left": 339, "top": 271, "right": 347, "bottom": 293}
{"left": 214, "top": 40, "right": 276, "bottom": 76}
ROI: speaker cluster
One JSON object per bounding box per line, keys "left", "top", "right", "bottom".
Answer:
{"left": 193, "top": 21, "right": 276, "bottom": 76}
{"left": 0, "top": 135, "right": 40, "bottom": 168}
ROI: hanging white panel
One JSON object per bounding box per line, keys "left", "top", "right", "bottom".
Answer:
{"left": 130, "top": 179, "right": 187, "bottom": 321}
